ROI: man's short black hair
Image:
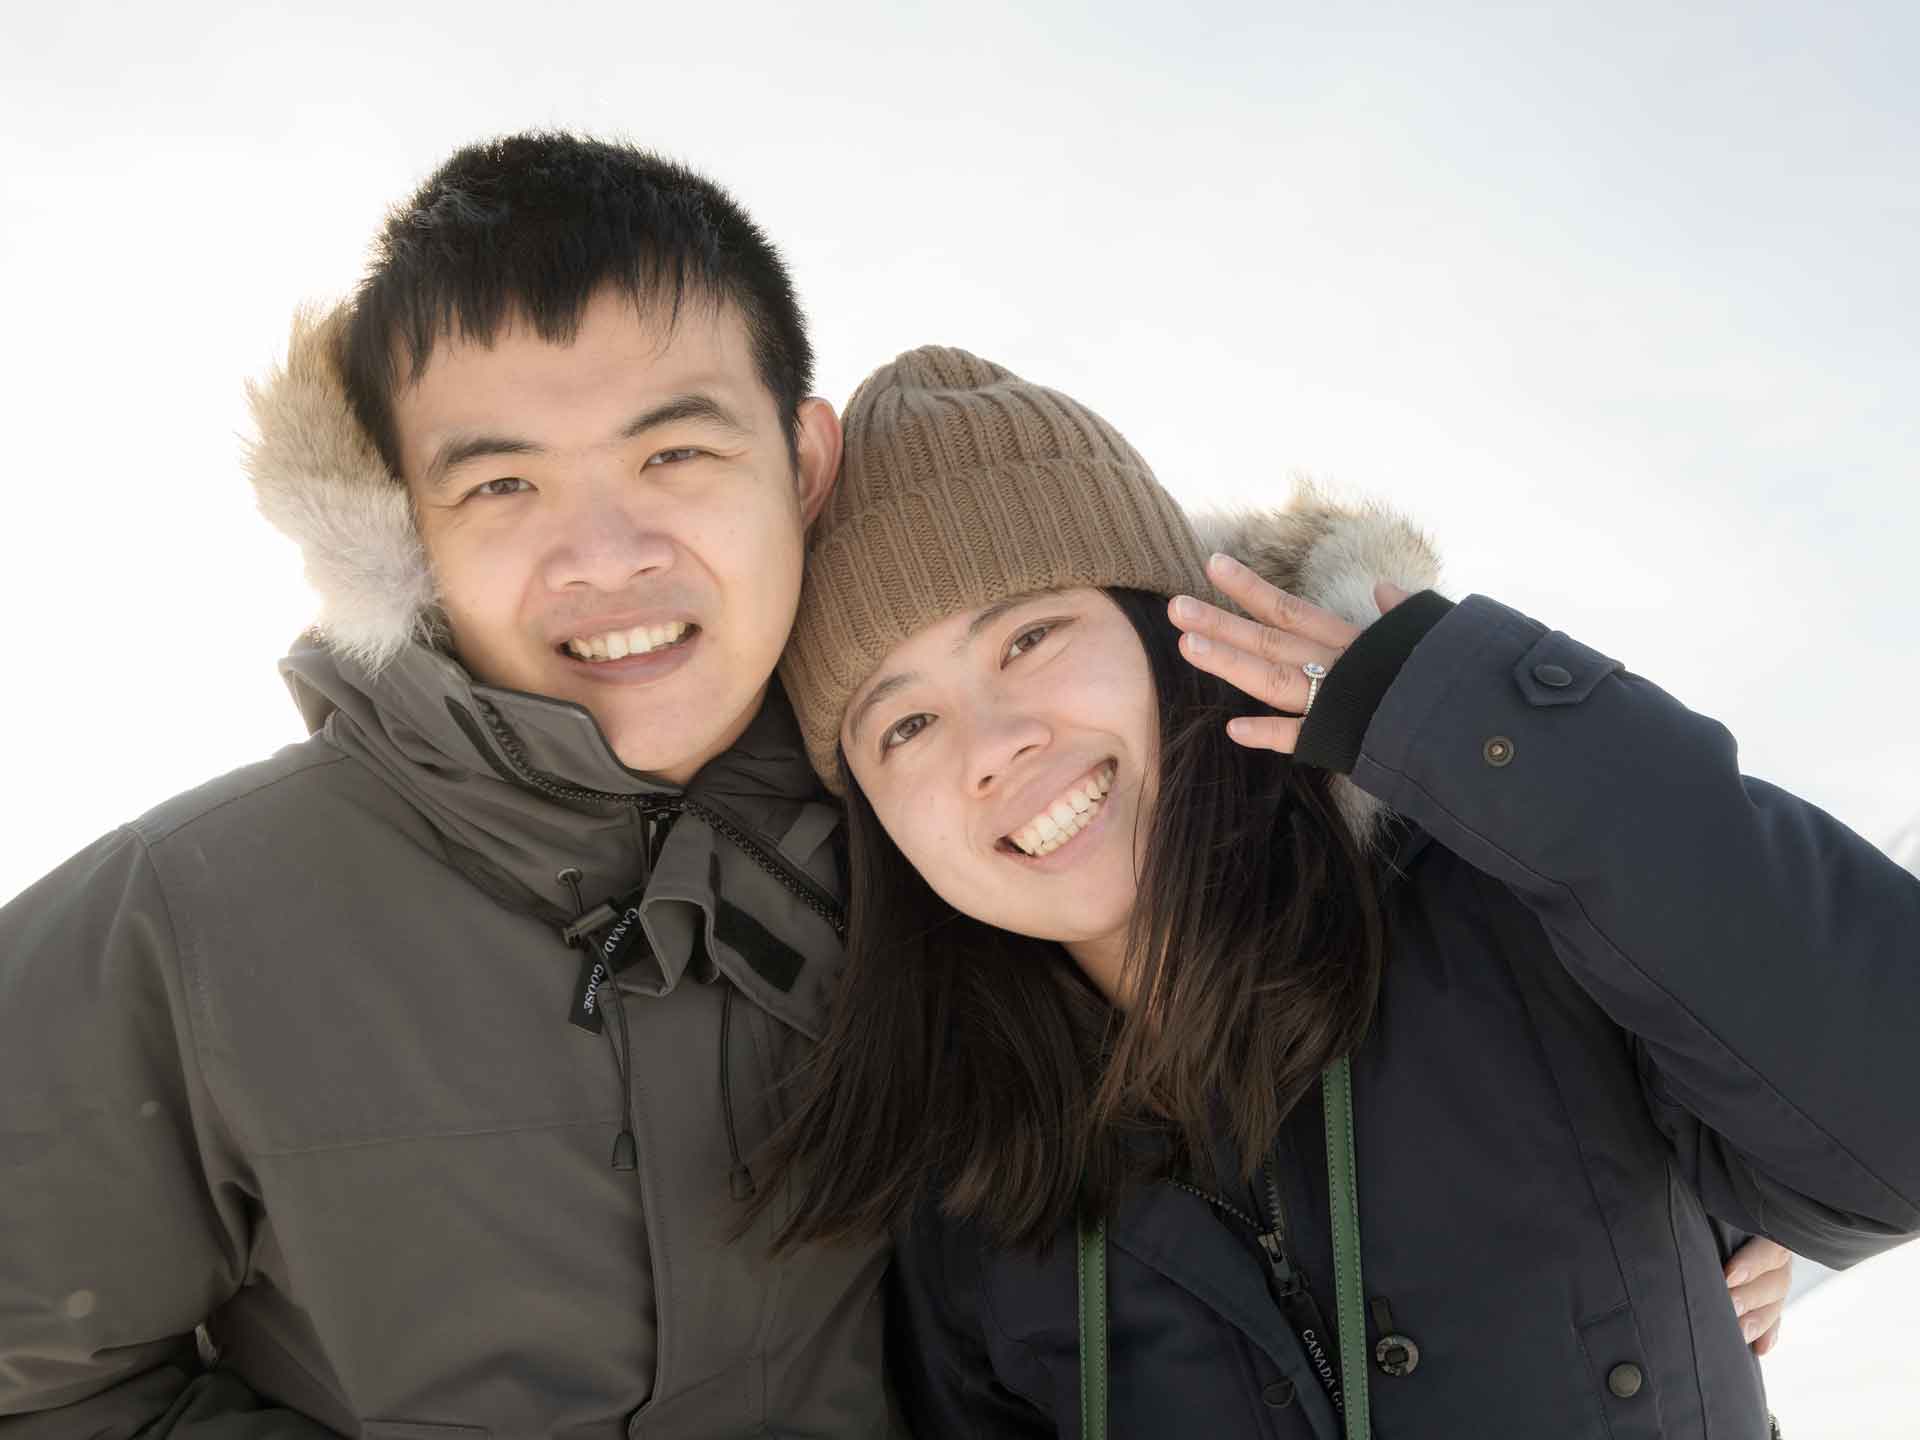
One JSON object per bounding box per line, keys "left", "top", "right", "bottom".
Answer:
{"left": 343, "top": 132, "right": 815, "bottom": 476}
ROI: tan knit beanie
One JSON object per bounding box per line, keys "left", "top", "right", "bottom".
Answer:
{"left": 782, "top": 345, "right": 1212, "bottom": 793}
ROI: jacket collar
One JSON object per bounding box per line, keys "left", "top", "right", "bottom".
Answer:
{"left": 1105, "top": 1182, "right": 1344, "bottom": 1440}
{"left": 282, "top": 635, "right": 845, "bottom": 1039}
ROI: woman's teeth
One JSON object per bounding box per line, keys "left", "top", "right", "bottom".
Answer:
{"left": 1008, "top": 762, "right": 1117, "bottom": 857}
{"left": 566, "top": 621, "right": 691, "bottom": 661}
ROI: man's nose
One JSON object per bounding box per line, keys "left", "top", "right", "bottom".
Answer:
{"left": 966, "top": 709, "right": 1051, "bottom": 797}
{"left": 541, "top": 480, "right": 675, "bottom": 591}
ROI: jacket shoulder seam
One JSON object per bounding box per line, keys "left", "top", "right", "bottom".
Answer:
{"left": 129, "top": 744, "right": 353, "bottom": 846}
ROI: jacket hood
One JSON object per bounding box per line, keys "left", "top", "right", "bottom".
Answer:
{"left": 1193, "top": 484, "right": 1442, "bottom": 635}
{"left": 245, "top": 303, "right": 437, "bottom": 673}
{"left": 1193, "top": 483, "right": 1444, "bottom": 841}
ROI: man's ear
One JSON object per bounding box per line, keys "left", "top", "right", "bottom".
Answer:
{"left": 791, "top": 396, "right": 842, "bottom": 529}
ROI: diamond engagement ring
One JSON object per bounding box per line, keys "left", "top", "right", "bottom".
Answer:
{"left": 1302, "top": 661, "right": 1328, "bottom": 714}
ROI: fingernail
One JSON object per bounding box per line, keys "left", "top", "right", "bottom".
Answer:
{"left": 1185, "top": 633, "right": 1211, "bottom": 656}
{"left": 1227, "top": 718, "right": 1251, "bottom": 741}
{"left": 1171, "top": 595, "right": 1199, "bottom": 621}
{"left": 1208, "top": 552, "right": 1238, "bottom": 575}
{"left": 1731, "top": 1295, "right": 1748, "bottom": 1317}
{"left": 1726, "top": 1268, "right": 1749, "bottom": 1288}
{"left": 1742, "top": 1317, "right": 1761, "bottom": 1343}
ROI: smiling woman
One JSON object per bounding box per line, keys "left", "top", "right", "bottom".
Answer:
{"left": 754, "top": 343, "right": 1920, "bottom": 1440}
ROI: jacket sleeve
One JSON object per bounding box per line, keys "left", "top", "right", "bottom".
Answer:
{"left": 1345, "top": 594, "right": 1920, "bottom": 1269}
{"left": 885, "top": 1209, "right": 1057, "bottom": 1439}
{"left": 0, "top": 829, "right": 339, "bottom": 1436}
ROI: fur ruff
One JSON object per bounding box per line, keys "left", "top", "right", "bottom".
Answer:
{"left": 244, "top": 304, "right": 438, "bottom": 673}
{"left": 243, "top": 312, "right": 1445, "bottom": 841}
{"left": 1196, "top": 482, "right": 1444, "bottom": 843}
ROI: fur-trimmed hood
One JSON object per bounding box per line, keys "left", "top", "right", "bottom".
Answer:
{"left": 1195, "top": 488, "right": 1442, "bottom": 841}
{"left": 245, "top": 303, "right": 438, "bottom": 673}
{"left": 1193, "top": 486, "right": 1441, "bottom": 636}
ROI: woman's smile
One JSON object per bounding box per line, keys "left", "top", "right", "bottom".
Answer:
{"left": 997, "top": 759, "right": 1119, "bottom": 862}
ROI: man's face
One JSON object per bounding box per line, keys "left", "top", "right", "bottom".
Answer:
{"left": 391, "top": 289, "right": 839, "bottom": 784}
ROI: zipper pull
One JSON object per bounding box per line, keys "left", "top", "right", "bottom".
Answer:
{"left": 1257, "top": 1229, "right": 1303, "bottom": 1293}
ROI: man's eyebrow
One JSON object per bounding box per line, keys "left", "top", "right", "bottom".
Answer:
{"left": 619, "top": 392, "right": 751, "bottom": 441}
{"left": 846, "top": 592, "right": 1062, "bottom": 746}
{"left": 424, "top": 433, "right": 542, "bottom": 492}
{"left": 423, "top": 392, "right": 749, "bottom": 492}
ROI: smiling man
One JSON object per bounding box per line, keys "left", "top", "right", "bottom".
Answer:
{"left": 0, "top": 135, "right": 901, "bottom": 1437}
{"left": 392, "top": 291, "right": 828, "bottom": 779}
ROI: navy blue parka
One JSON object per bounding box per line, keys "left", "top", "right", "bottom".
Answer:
{"left": 887, "top": 591, "right": 1920, "bottom": 1439}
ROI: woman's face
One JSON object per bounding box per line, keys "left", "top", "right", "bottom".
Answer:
{"left": 841, "top": 588, "right": 1159, "bottom": 995}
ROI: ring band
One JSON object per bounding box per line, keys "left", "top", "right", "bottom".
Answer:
{"left": 1302, "top": 661, "right": 1327, "bottom": 714}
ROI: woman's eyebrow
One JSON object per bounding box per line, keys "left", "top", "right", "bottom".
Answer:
{"left": 954, "top": 596, "right": 1028, "bottom": 654}
{"left": 847, "top": 672, "right": 916, "bottom": 746}
{"left": 845, "top": 591, "right": 1064, "bottom": 745}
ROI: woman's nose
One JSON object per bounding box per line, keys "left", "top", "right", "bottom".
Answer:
{"left": 966, "top": 711, "right": 1051, "bottom": 796}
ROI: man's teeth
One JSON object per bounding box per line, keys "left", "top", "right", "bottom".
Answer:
{"left": 566, "top": 621, "right": 691, "bottom": 661}
{"left": 1008, "top": 763, "right": 1117, "bottom": 857}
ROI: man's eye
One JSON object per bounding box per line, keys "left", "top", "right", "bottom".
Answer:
{"left": 468, "top": 477, "right": 530, "bottom": 499}
{"left": 882, "top": 714, "right": 933, "bottom": 751}
{"left": 1005, "top": 623, "right": 1055, "bottom": 662}
{"left": 645, "top": 447, "right": 704, "bottom": 467}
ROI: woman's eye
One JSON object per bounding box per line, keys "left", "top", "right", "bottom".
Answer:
{"left": 646, "top": 447, "right": 704, "bottom": 467}
{"left": 882, "top": 714, "right": 933, "bottom": 751}
{"left": 1005, "top": 623, "right": 1054, "bottom": 662}
{"left": 469, "top": 477, "right": 531, "bottom": 499}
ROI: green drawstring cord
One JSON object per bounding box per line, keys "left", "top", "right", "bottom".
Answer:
{"left": 1324, "top": 1055, "right": 1370, "bottom": 1439}
{"left": 1078, "top": 1057, "right": 1370, "bottom": 1439}
{"left": 1076, "top": 1211, "right": 1109, "bottom": 1439}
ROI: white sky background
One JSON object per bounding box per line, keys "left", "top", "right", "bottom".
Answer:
{"left": 1, "top": 1, "right": 1916, "bottom": 1420}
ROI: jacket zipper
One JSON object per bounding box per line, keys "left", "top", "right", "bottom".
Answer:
{"left": 476, "top": 700, "right": 846, "bottom": 938}
{"left": 1174, "top": 1158, "right": 1347, "bottom": 1414}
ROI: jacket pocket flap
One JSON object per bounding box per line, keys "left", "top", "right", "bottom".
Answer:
{"left": 1574, "top": 1304, "right": 1663, "bottom": 1438}
{"left": 1513, "top": 631, "right": 1621, "bottom": 707}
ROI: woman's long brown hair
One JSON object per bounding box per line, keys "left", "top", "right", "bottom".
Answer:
{"left": 754, "top": 587, "right": 1388, "bottom": 1251}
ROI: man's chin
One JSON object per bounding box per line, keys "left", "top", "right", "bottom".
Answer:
{"left": 602, "top": 695, "right": 766, "bottom": 787}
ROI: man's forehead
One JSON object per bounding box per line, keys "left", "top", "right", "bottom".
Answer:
{"left": 397, "top": 287, "right": 748, "bottom": 385}
{"left": 390, "top": 291, "right": 764, "bottom": 471}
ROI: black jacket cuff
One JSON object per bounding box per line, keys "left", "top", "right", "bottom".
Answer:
{"left": 1294, "top": 590, "right": 1454, "bottom": 774}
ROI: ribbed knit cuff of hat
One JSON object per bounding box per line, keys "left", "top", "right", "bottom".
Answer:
{"left": 1294, "top": 590, "right": 1455, "bottom": 775}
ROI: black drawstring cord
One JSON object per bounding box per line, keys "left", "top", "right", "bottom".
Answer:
{"left": 603, "top": 973, "right": 638, "bottom": 1171}
{"left": 719, "top": 983, "right": 755, "bottom": 1200}
{"left": 559, "top": 867, "right": 638, "bottom": 1171}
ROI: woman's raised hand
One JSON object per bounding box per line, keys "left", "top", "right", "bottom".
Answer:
{"left": 1169, "top": 553, "right": 1408, "bottom": 753}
